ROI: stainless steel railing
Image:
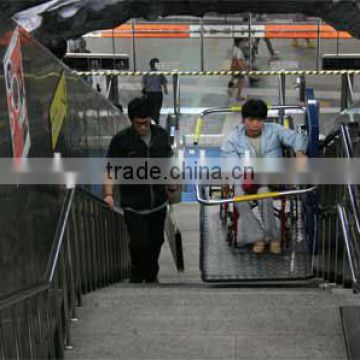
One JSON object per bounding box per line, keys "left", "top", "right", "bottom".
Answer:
{"left": 316, "top": 123, "right": 360, "bottom": 290}
{"left": 193, "top": 105, "right": 305, "bottom": 145}
{"left": 0, "top": 187, "right": 130, "bottom": 358}
{"left": 196, "top": 185, "right": 316, "bottom": 205}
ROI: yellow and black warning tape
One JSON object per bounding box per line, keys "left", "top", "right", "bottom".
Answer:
{"left": 74, "top": 69, "right": 360, "bottom": 77}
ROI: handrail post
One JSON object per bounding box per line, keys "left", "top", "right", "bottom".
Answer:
{"left": 200, "top": 18, "right": 204, "bottom": 71}
{"left": 173, "top": 72, "right": 180, "bottom": 129}
{"left": 347, "top": 73, "right": 355, "bottom": 108}
{"left": 340, "top": 74, "right": 352, "bottom": 111}
{"left": 278, "top": 73, "right": 286, "bottom": 125}
{"left": 296, "top": 75, "right": 306, "bottom": 103}
{"left": 248, "top": 12, "right": 253, "bottom": 70}
{"left": 316, "top": 18, "right": 321, "bottom": 71}
{"left": 131, "top": 19, "right": 137, "bottom": 72}
{"left": 337, "top": 204, "right": 360, "bottom": 291}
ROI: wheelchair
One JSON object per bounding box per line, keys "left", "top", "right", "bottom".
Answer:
{"left": 219, "top": 183, "right": 298, "bottom": 251}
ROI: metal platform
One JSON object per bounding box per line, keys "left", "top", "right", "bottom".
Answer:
{"left": 200, "top": 204, "right": 314, "bottom": 282}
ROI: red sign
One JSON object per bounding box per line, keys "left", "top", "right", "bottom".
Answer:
{"left": 3, "top": 27, "right": 31, "bottom": 158}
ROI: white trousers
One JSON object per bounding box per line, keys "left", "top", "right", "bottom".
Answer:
{"left": 234, "top": 185, "right": 279, "bottom": 245}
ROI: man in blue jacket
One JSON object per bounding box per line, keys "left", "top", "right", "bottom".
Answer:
{"left": 221, "top": 99, "right": 307, "bottom": 254}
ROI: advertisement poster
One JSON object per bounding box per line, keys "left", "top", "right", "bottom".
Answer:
{"left": 50, "top": 71, "right": 67, "bottom": 150}
{"left": 3, "top": 27, "right": 31, "bottom": 158}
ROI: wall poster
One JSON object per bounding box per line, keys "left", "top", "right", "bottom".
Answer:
{"left": 3, "top": 27, "right": 31, "bottom": 157}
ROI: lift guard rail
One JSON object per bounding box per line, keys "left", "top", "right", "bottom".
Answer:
{"left": 316, "top": 122, "right": 360, "bottom": 291}
{"left": 337, "top": 204, "right": 360, "bottom": 291}
{"left": 193, "top": 105, "right": 305, "bottom": 145}
{"left": 340, "top": 123, "right": 360, "bottom": 235}
{"left": 336, "top": 124, "right": 360, "bottom": 291}
{"left": 196, "top": 185, "right": 317, "bottom": 205}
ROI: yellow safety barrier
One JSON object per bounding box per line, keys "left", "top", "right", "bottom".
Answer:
{"left": 193, "top": 116, "right": 203, "bottom": 145}
{"left": 193, "top": 102, "right": 276, "bottom": 146}
{"left": 233, "top": 191, "right": 280, "bottom": 202}
{"left": 74, "top": 70, "right": 360, "bottom": 77}
{"left": 228, "top": 103, "right": 272, "bottom": 113}
{"left": 283, "top": 117, "right": 289, "bottom": 129}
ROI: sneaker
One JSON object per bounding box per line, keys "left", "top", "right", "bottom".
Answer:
{"left": 292, "top": 39, "right": 299, "bottom": 47}
{"left": 270, "top": 53, "right": 280, "bottom": 60}
{"left": 270, "top": 241, "right": 281, "bottom": 255}
{"left": 306, "top": 41, "right": 316, "bottom": 49}
{"left": 249, "top": 76, "right": 260, "bottom": 82}
{"left": 253, "top": 240, "right": 265, "bottom": 254}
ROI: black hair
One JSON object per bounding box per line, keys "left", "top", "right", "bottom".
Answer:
{"left": 241, "top": 99, "right": 268, "bottom": 120}
{"left": 127, "top": 97, "right": 152, "bottom": 121}
{"left": 149, "top": 58, "right": 160, "bottom": 70}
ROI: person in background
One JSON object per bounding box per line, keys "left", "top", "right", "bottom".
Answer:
{"left": 68, "top": 37, "right": 94, "bottom": 85}
{"left": 252, "top": 14, "right": 280, "bottom": 61}
{"left": 228, "top": 38, "right": 248, "bottom": 101}
{"left": 142, "top": 58, "right": 168, "bottom": 125}
{"left": 292, "top": 14, "right": 315, "bottom": 48}
{"left": 221, "top": 99, "right": 307, "bottom": 254}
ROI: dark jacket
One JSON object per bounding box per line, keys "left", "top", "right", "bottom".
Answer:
{"left": 107, "top": 125, "right": 173, "bottom": 211}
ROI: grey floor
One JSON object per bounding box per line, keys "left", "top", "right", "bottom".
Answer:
{"left": 66, "top": 203, "right": 360, "bottom": 360}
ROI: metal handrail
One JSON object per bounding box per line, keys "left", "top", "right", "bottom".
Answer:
{"left": 337, "top": 204, "right": 360, "bottom": 292}
{"left": 46, "top": 188, "right": 76, "bottom": 282}
{"left": 319, "top": 122, "right": 360, "bottom": 290}
{"left": 193, "top": 105, "right": 305, "bottom": 145}
{"left": 196, "top": 185, "right": 316, "bottom": 205}
{"left": 319, "top": 128, "right": 340, "bottom": 149}
{"left": 340, "top": 124, "right": 360, "bottom": 235}
{"left": 320, "top": 123, "right": 360, "bottom": 235}
{"left": 0, "top": 284, "right": 49, "bottom": 311}
{"left": 347, "top": 74, "right": 355, "bottom": 107}
{"left": 0, "top": 188, "right": 76, "bottom": 309}
{"left": 347, "top": 184, "right": 360, "bottom": 236}
{"left": 0, "top": 187, "right": 131, "bottom": 358}
{"left": 341, "top": 123, "right": 354, "bottom": 157}
{"left": 201, "top": 105, "right": 305, "bottom": 117}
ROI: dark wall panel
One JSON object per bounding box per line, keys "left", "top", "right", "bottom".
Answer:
{"left": 0, "top": 15, "right": 129, "bottom": 297}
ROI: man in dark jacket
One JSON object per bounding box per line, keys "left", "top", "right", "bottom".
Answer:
{"left": 104, "top": 97, "right": 173, "bottom": 283}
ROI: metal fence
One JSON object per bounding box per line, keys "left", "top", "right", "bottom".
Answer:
{"left": 315, "top": 123, "right": 360, "bottom": 290}
{"left": 0, "top": 187, "right": 130, "bottom": 359}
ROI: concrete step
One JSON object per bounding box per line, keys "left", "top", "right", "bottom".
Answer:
{"left": 65, "top": 286, "right": 357, "bottom": 360}
{"left": 65, "top": 203, "right": 357, "bottom": 359}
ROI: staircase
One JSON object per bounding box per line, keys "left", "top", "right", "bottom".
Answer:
{"left": 65, "top": 203, "right": 359, "bottom": 360}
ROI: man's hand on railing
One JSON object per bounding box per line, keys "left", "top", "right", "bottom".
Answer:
{"left": 104, "top": 194, "right": 115, "bottom": 208}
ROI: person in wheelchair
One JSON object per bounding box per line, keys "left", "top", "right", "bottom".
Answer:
{"left": 221, "top": 99, "right": 307, "bottom": 254}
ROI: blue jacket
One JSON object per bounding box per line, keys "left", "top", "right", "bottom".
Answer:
{"left": 221, "top": 123, "right": 308, "bottom": 158}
